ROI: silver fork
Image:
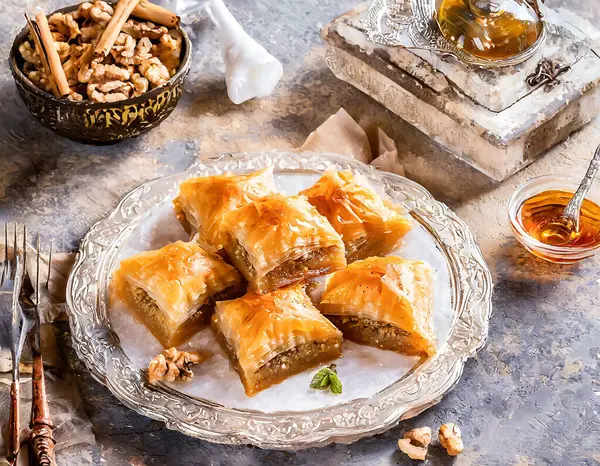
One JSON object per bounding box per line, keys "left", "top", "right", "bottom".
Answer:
{"left": 26, "top": 234, "right": 57, "bottom": 466}
{"left": 1, "top": 223, "right": 26, "bottom": 465}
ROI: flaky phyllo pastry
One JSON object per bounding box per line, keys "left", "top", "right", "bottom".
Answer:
{"left": 112, "top": 241, "right": 244, "bottom": 348}
{"left": 172, "top": 168, "right": 277, "bottom": 251}
{"left": 300, "top": 170, "right": 412, "bottom": 262}
{"left": 319, "top": 256, "right": 436, "bottom": 357}
{"left": 220, "top": 194, "right": 347, "bottom": 293}
{"left": 212, "top": 283, "right": 343, "bottom": 396}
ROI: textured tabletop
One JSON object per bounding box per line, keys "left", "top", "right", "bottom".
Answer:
{"left": 0, "top": 0, "right": 599, "bottom": 464}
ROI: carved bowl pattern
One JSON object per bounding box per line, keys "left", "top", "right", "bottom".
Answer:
{"left": 65, "top": 152, "right": 493, "bottom": 449}
{"left": 8, "top": 4, "right": 192, "bottom": 145}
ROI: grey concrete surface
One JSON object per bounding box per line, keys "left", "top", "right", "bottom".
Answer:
{"left": 0, "top": 0, "right": 599, "bottom": 464}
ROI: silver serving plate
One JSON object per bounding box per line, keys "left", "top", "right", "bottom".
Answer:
{"left": 65, "top": 151, "right": 492, "bottom": 449}
{"left": 361, "top": 0, "right": 547, "bottom": 68}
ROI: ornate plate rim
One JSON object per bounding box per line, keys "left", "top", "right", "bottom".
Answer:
{"left": 65, "top": 151, "right": 493, "bottom": 450}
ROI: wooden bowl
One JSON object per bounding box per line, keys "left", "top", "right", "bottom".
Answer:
{"left": 8, "top": 4, "right": 192, "bottom": 145}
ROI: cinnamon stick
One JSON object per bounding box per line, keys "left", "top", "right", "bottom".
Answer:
{"left": 34, "top": 12, "right": 71, "bottom": 97}
{"left": 25, "top": 14, "right": 57, "bottom": 97}
{"left": 133, "top": 0, "right": 180, "bottom": 28}
{"left": 94, "top": 0, "right": 141, "bottom": 58}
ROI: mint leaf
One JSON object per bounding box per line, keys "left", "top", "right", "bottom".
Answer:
{"left": 319, "top": 373, "right": 331, "bottom": 388}
{"left": 309, "top": 364, "right": 342, "bottom": 394}
{"left": 329, "top": 372, "right": 342, "bottom": 394}
{"left": 310, "top": 368, "right": 330, "bottom": 389}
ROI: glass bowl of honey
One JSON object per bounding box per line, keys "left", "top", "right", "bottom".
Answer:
{"left": 508, "top": 175, "right": 600, "bottom": 263}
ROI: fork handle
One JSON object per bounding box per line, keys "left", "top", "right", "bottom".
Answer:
{"left": 7, "top": 381, "right": 20, "bottom": 465}
{"left": 29, "top": 353, "right": 56, "bottom": 466}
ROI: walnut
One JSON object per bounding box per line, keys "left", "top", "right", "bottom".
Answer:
{"left": 77, "top": 45, "right": 101, "bottom": 84}
{"left": 88, "top": 81, "right": 133, "bottom": 102}
{"left": 63, "top": 56, "right": 79, "bottom": 83}
{"left": 122, "top": 19, "right": 168, "bottom": 40}
{"left": 80, "top": 23, "right": 105, "bottom": 42}
{"left": 439, "top": 423, "right": 463, "bottom": 456}
{"left": 139, "top": 57, "right": 170, "bottom": 88}
{"left": 90, "top": 1, "right": 114, "bottom": 27}
{"left": 147, "top": 347, "right": 205, "bottom": 384}
{"left": 48, "top": 13, "right": 80, "bottom": 40}
{"left": 87, "top": 64, "right": 134, "bottom": 103}
{"left": 111, "top": 32, "right": 136, "bottom": 64}
{"left": 19, "top": 41, "right": 41, "bottom": 66}
{"left": 398, "top": 440, "right": 427, "bottom": 461}
{"left": 27, "top": 70, "right": 53, "bottom": 93}
{"left": 92, "top": 63, "right": 131, "bottom": 82}
{"left": 55, "top": 42, "right": 71, "bottom": 62}
{"left": 135, "top": 37, "right": 153, "bottom": 62}
{"left": 73, "top": 2, "right": 94, "bottom": 21}
{"left": 131, "top": 73, "right": 149, "bottom": 97}
{"left": 404, "top": 427, "right": 432, "bottom": 448}
{"left": 51, "top": 32, "right": 68, "bottom": 43}
{"left": 159, "top": 31, "right": 180, "bottom": 51}
{"left": 157, "top": 30, "right": 182, "bottom": 76}
{"left": 398, "top": 427, "right": 431, "bottom": 461}
{"left": 68, "top": 91, "right": 83, "bottom": 102}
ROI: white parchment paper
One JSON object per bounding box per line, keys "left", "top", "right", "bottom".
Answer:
{"left": 108, "top": 172, "right": 453, "bottom": 413}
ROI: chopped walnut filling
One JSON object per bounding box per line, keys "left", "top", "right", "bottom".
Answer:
{"left": 147, "top": 347, "right": 205, "bottom": 384}
{"left": 18, "top": 0, "right": 181, "bottom": 100}
{"left": 398, "top": 426, "right": 432, "bottom": 461}
{"left": 439, "top": 423, "right": 464, "bottom": 456}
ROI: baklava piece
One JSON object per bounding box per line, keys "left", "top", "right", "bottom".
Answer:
{"left": 172, "top": 167, "right": 277, "bottom": 251}
{"left": 300, "top": 170, "right": 412, "bottom": 262}
{"left": 112, "top": 241, "right": 244, "bottom": 348}
{"left": 221, "top": 194, "right": 347, "bottom": 293}
{"left": 319, "top": 256, "right": 436, "bottom": 357}
{"left": 212, "top": 283, "right": 343, "bottom": 396}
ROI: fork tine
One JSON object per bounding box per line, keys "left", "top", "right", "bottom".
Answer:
{"left": 2, "top": 222, "right": 7, "bottom": 285}
{"left": 12, "top": 224, "right": 17, "bottom": 280}
{"left": 36, "top": 233, "right": 41, "bottom": 308}
{"left": 23, "top": 225, "right": 27, "bottom": 273}
{"left": 46, "top": 241, "right": 52, "bottom": 290}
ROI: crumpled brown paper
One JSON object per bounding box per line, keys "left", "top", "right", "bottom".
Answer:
{"left": 299, "top": 108, "right": 405, "bottom": 176}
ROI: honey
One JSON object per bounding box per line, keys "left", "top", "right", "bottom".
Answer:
{"left": 435, "top": 0, "right": 542, "bottom": 60}
{"left": 520, "top": 190, "right": 600, "bottom": 248}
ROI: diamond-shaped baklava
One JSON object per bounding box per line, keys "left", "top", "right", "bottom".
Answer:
{"left": 172, "top": 167, "right": 277, "bottom": 251}
{"left": 319, "top": 256, "right": 436, "bottom": 357}
{"left": 212, "top": 283, "right": 343, "bottom": 396}
{"left": 112, "top": 241, "right": 244, "bottom": 348}
{"left": 220, "top": 194, "right": 347, "bottom": 293}
{"left": 300, "top": 170, "right": 412, "bottom": 262}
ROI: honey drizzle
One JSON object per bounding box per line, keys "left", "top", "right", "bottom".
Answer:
{"left": 520, "top": 190, "right": 600, "bottom": 248}
{"left": 436, "top": 0, "right": 542, "bottom": 60}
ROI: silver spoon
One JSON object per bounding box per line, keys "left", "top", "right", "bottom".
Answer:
{"left": 537, "top": 144, "right": 600, "bottom": 245}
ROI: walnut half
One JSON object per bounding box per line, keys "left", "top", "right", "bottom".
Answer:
{"left": 398, "top": 426, "right": 432, "bottom": 461}
{"left": 148, "top": 347, "right": 205, "bottom": 384}
{"left": 439, "top": 423, "right": 464, "bottom": 456}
